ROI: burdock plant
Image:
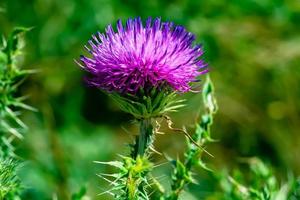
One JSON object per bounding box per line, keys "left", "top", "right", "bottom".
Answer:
{"left": 77, "top": 17, "right": 210, "bottom": 199}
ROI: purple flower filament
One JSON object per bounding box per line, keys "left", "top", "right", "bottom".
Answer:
{"left": 79, "top": 17, "right": 208, "bottom": 95}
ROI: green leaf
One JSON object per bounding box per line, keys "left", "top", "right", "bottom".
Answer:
{"left": 0, "top": 121, "right": 23, "bottom": 139}
{"left": 0, "top": 35, "right": 7, "bottom": 50}
{"left": 289, "top": 178, "right": 300, "bottom": 199}
{"left": 202, "top": 76, "right": 218, "bottom": 114}
{"left": 4, "top": 27, "right": 31, "bottom": 65}
{"left": 176, "top": 160, "right": 187, "bottom": 178}
{"left": 0, "top": 156, "right": 22, "bottom": 199}
{"left": 0, "top": 51, "right": 7, "bottom": 70}
{"left": 198, "top": 160, "right": 213, "bottom": 172}
{"left": 4, "top": 107, "right": 28, "bottom": 129}
{"left": 10, "top": 101, "right": 37, "bottom": 112}
{"left": 71, "top": 187, "right": 87, "bottom": 200}
{"left": 9, "top": 27, "right": 32, "bottom": 51}
{"left": 94, "top": 160, "right": 125, "bottom": 170}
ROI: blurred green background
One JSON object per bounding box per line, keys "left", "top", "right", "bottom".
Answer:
{"left": 1, "top": 0, "right": 300, "bottom": 199}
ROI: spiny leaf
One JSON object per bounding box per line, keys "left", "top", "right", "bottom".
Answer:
{"left": 10, "top": 101, "right": 38, "bottom": 112}
{"left": 4, "top": 107, "right": 28, "bottom": 129}
{"left": 197, "top": 160, "right": 213, "bottom": 172}
{"left": 202, "top": 76, "right": 218, "bottom": 114}
{"left": 0, "top": 121, "right": 23, "bottom": 139}
{"left": 94, "top": 160, "right": 124, "bottom": 169}
{"left": 165, "top": 76, "right": 218, "bottom": 199}
{"left": 5, "top": 27, "right": 32, "bottom": 54}
{"left": 0, "top": 156, "right": 22, "bottom": 199}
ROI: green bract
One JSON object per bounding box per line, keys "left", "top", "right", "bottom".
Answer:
{"left": 109, "top": 87, "right": 185, "bottom": 119}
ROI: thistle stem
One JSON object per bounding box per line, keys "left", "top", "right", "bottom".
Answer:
{"left": 137, "top": 118, "right": 153, "bottom": 157}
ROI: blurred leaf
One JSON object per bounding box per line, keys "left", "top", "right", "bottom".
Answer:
{"left": 0, "top": 51, "right": 7, "bottom": 71}
{"left": 6, "top": 27, "right": 31, "bottom": 52}
{"left": 202, "top": 76, "right": 218, "bottom": 114}
{"left": 0, "top": 156, "right": 21, "bottom": 199}
{"left": 71, "top": 187, "right": 87, "bottom": 200}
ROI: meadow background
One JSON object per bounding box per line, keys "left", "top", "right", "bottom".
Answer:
{"left": 0, "top": 0, "right": 299, "bottom": 199}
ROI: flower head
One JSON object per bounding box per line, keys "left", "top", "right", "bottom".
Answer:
{"left": 78, "top": 17, "right": 208, "bottom": 95}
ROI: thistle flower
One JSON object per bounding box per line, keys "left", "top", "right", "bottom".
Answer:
{"left": 80, "top": 18, "right": 211, "bottom": 199}
{"left": 78, "top": 17, "right": 207, "bottom": 95}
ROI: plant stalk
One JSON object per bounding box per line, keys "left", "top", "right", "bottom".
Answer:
{"left": 137, "top": 118, "right": 153, "bottom": 157}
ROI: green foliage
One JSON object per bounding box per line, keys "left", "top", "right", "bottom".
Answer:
{"left": 216, "top": 158, "right": 300, "bottom": 200}
{"left": 0, "top": 28, "right": 33, "bottom": 200}
{"left": 0, "top": 27, "right": 35, "bottom": 142}
{"left": 97, "top": 77, "right": 217, "bottom": 200}
{"left": 1, "top": 0, "right": 300, "bottom": 199}
{"left": 165, "top": 159, "right": 195, "bottom": 200}
{"left": 163, "top": 76, "right": 217, "bottom": 199}
{"left": 95, "top": 155, "right": 153, "bottom": 200}
{"left": 71, "top": 187, "right": 87, "bottom": 200}
{"left": 289, "top": 178, "right": 300, "bottom": 200}
{"left": 0, "top": 156, "right": 21, "bottom": 200}
{"left": 110, "top": 87, "right": 185, "bottom": 119}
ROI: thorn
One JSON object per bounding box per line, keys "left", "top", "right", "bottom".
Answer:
{"left": 74, "top": 59, "right": 85, "bottom": 69}
{"left": 97, "top": 186, "right": 117, "bottom": 196}
{"left": 96, "top": 174, "right": 117, "bottom": 186}
{"left": 149, "top": 146, "right": 162, "bottom": 155}
{"left": 153, "top": 161, "right": 169, "bottom": 168}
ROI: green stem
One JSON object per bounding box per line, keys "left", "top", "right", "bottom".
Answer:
{"left": 122, "top": 119, "right": 154, "bottom": 199}
{"left": 137, "top": 118, "right": 153, "bottom": 157}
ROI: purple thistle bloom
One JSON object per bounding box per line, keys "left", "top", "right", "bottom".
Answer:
{"left": 78, "top": 17, "right": 208, "bottom": 94}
